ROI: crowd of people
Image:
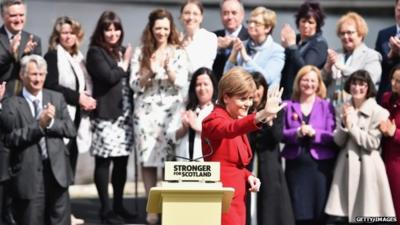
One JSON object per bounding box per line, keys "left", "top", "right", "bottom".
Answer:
{"left": 0, "top": 0, "right": 399, "bottom": 225}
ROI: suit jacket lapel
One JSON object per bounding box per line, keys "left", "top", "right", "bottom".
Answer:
{"left": 42, "top": 90, "right": 51, "bottom": 108}
{"left": 18, "top": 31, "right": 28, "bottom": 60}
{"left": 291, "top": 101, "right": 303, "bottom": 123}
{"left": 17, "top": 93, "right": 34, "bottom": 122}
{"left": 0, "top": 26, "right": 10, "bottom": 51}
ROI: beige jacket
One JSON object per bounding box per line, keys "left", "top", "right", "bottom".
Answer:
{"left": 325, "top": 98, "right": 395, "bottom": 222}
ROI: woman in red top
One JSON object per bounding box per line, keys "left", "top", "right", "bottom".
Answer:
{"left": 380, "top": 64, "right": 400, "bottom": 223}
{"left": 202, "top": 67, "right": 285, "bottom": 225}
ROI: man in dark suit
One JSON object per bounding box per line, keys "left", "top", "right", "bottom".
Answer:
{"left": 212, "top": 0, "right": 249, "bottom": 82}
{"left": 0, "top": 2, "right": 41, "bottom": 224}
{"left": 376, "top": 0, "right": 400, "bottom": 102}
{"left": 1, "top": 55, "right": 76, "bottom": 225}
{"left": 0, "top": 82, "right": 7, "bottom": 225}
{"left": 0, "top": 0, "right": 41, "bottom": 97}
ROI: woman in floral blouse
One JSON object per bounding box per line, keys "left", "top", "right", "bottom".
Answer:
{"left": 129, "top": 8, "right": 190, "bottom": 225}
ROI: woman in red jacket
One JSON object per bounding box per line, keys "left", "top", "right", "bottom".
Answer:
{"left": 380, "top": 64, "right": 400, "bottom": 223}
{"left": 201, "top": 67, "right": 285, "bottom": 225}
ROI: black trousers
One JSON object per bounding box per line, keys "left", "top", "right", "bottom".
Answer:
{"left": 13, "top": 160, "right": 71, "bottom": 225}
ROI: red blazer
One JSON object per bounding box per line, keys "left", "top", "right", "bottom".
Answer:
{"left": 381, "top": 92, "right": 400, "bottom": 220}
{"left": 202, "top": 105, "right": 260, "bottom": 225}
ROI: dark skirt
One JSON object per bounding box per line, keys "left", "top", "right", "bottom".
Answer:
{"left": 285, "top": 148, "right": 335, "bottom": 222}
{"left": 257, "top": 146, "right": 295, "bottom": 225}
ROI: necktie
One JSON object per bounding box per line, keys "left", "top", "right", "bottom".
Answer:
{"left": 33, "top": 99, "right": 48, "bottom": 159}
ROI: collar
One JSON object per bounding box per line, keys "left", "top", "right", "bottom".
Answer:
{"left": 396, "top": 24, "right": 400, "bottom": 36}
{"left": 225, "top": 25, "right": 243, "bottom": 37}
{"left": 4, "top": 27, "right": 20, "bottom": 40}
{"left": 22, "top": 87, "right": 43, "bottom": 103}
{"left": 356, "top": 97, "right": 376, "bottom": 117}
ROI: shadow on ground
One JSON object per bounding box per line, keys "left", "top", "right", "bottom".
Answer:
{"left": 71, "top": 197, "right": 148, "bottom": 225}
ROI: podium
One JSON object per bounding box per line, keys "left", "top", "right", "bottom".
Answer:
{"left": 146, "top": 162, "right": 234, "bottom": 225}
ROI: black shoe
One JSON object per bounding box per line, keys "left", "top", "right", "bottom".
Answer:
{"left": 114, "top": 207, "right": 138, "bottom": 220}
{"left": 2, "top": 207, "right": 16, "bottom": 225}
{"left": 100, "top": 210, "right": 124, "bottom": 224}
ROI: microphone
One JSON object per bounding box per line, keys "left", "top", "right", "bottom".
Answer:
{"left": 166, "top": 138, "right": 214, "bottom": 162}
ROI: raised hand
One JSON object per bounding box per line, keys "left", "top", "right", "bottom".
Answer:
{"left": 280, "top": 24, "right": 296, "bottom": 48}
{"left": 255, "top": 85, "right": 286, "bottom": 124}
{"left": 23, "top": 35, "right": 38, "bottom": 55}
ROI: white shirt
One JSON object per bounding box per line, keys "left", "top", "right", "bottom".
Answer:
{"left": 224, "top": 25, "right": 243, "bottom": 37}
{"left": 184, "top": 28, "right": 218, "bottom": 73}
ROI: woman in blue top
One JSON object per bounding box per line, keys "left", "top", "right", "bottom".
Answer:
{"left": 224, "top": 6, "right": 284, "bottom": 87}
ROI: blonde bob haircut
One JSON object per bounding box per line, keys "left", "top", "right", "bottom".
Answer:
{"left": 291, "top": 65, "right": 326, "bottom": 101}
{"left": 218, "top": 67, "right": 256, "bottom": 107}
{"left": 249, "top": 6, "right": 276, "bottom": 34}
{"left": 336, "top": 12, "right": 368, "bottom": 39}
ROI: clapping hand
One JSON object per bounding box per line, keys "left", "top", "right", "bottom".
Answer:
{"left": 341, "top": 103, "right": 355, "bottom": 128}
{"left": 280, "top": 24, "right": 296, "bottom": 48}
{"left": 255, "top": 85, "right": 286, "bottom": 124}
{"left": 23, "top": 35, "right": 38, "bottom": 55}
{"left": 379, "top": 119, "right": 397, "bottom": 137}
{"left": 298, "top": 121, "right": 316, "bottom": 137}
{"left": 39, "top": 103, "right": 55, "bottom": 129}
{"left": 0, "top": 82, "right": 6, "bottom": 101}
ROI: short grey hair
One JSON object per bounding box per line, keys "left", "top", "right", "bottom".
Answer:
{"left": 0, "top": 0, "right": 24, "bottom": 17}
{"left": 220, "top": 0, "right": 244, "bottom": 13}
{"left": 20, "top": 54, "right": 47, "bottom": 77}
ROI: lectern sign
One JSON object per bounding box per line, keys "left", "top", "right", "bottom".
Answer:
{"left": 164, "top": 161, "right": 220, "bottom": 182}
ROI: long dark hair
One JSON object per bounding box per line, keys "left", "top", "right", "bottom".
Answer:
{"left": 389, "top": 63, "right": 400, "bottom": 103}
{"left": 186, "top": 67, "right": 218, "bottom": 110}
{"left": 90, "top": 11, "right": 124, "bottom": 60}
{"left": 249, "top": 71, "right": 268, "bottom": 113}
{"left": 140, "top": 8, "right": 181, "bottom": 75}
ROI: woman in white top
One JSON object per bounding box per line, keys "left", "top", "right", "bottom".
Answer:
{"left": 168, "top": 67, "right": 217, "bottom": 161}
{"left": 180, "top": 0, "right": 218, "bottom": 73}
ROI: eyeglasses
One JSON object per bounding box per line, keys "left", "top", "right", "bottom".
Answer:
{"left": 246, "top": 19, "right": 265, "bottom": 27}
{"left": 339, "top": 30, "right": 357, "bottom": 37}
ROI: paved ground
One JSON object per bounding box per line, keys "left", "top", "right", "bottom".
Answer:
{"left": 71, "top": 197, "right": 149, "bottom": 225}
{"left": 70, "top": 181, "right": 151, "bottom": 225}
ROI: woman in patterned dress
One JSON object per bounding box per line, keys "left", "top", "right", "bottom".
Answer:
{"left": 129, "top": 8, "right": 189, "bottom": 225}
{"left": 86, "top": 11, "right": 134, "bottom": 224}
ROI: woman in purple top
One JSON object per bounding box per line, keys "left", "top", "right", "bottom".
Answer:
{"left": 282, "top": 65, "right": 337, "bottom": 225}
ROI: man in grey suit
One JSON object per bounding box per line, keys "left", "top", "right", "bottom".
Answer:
{"left": 0, "top": 0, "right": 41, "bottom": 97}
{"left": 1, "top": 55, "right": 76, "bottom": 225}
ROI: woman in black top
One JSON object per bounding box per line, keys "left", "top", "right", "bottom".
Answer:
{"left": 86, "top": 11, "right": 134, "bottom": 224}
{"left": 279, "top": 1, "right": 328, "bottom": 100}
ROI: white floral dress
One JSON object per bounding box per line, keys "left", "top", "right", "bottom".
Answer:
{"left": 130, "top": 45, "right": 189, "bottom": 167}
